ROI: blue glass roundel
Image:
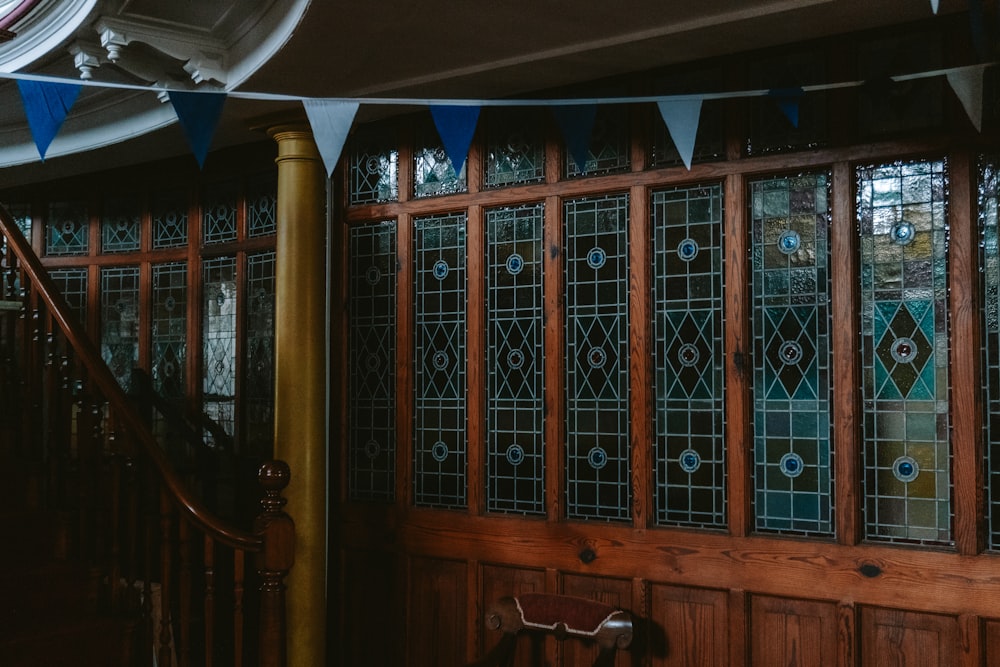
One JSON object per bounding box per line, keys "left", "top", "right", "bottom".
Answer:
{"left": 506, "top": 253, "right": 524, "bottom": 275}
{"left": 507, "top": 348, "right": 525, "bottom": 369}
{"left": 778, "top": 229, "right": 801, "bottom": 255}
{"left": 364, "top": 439, "right": 381, "bottom": 459}
{"left": 164, "top": 296, "right": 176, "bottom": 312}
{"left": 365, "top": 353, "right": 380, "bottom": 372}
{"left": 432, "top": 259, "right": 449, "bottom": 280}
{"left": 890, "top": 221, "right": 915, "bottom": 246}
{"left": 678, "top": 448, "right": 701, "bottom": 473}
{"left": 365, "top": 265, "right": 382, "bottom": 285}
{"left": 677, "top": 343, "right": 700, "bottom": 368}
{"left": 506, "top": 444, "right": 525, "bottom": 466}
{"left": 586, "top": 246, "right": 607, "bottom": 270}
{"left": 890, "top": 337, "right": 917, "bottom": 364}
{"left": 431, "top": 441, "right": 449, "bottom": 462}
{"left": 893, "top": 455, "right": 919, "bottom": 482}
{"left": 587, "top": 446, "right": 609, "bottom": 470}
{"left": 779, "top": 452, "right": 804, "bottom": 478}
{"left": 779, "top": 340, "right": 803, "bottom": 365}
{"left": 588, "top": 347, "right": 607, "bottom": 369}
{"left": 677, "top": 238, "right": 699, "bottom": 261}
{"left": 432, "top": 350, "right": 449, "bottom": 370}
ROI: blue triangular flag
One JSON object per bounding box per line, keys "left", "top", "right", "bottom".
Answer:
{"left": 167, "top": 91, "right": 227, "bottom": 169}
{"left": 551, "top": 104, "right": 597, "bottom": 173}
{"left": 656, "top": 97, "right": 703, "bottom": 170}
{"left": 303, "top": 100, "right": 360, "bottom": 178}
{"left": 16, "top": 80, "right": 82, "bottom": 160}
{"left": 768, "top": 87, "right": 804, "bottom": 128}
{"left": 429, "top": 105, "right": 480, "bottom": 172}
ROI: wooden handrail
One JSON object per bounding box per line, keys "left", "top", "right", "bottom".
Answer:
{"left": 0, "top": 206, "right": 260, "bottom": 550}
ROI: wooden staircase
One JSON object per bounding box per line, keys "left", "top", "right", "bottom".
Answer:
{"left": 0, "top": 203, "right": 294, "bottom": 667}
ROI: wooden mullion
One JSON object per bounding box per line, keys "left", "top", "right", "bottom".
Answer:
{"left": 724, "top": 173, "right": 750, "bottom": 537}
{"left": 950, "top": 149, "right": 984, "bottom": 556}
{"left": 466, "top": 204, "right": 485, "bottom": 516}
{"left": 629, "top": 185, "right": 651, "bottom": 528}
{"left": 396, "top": 212, "right": 414, "bottom": 508}
{"left": 544, "top": 195, "right": 564, "bottom": 522}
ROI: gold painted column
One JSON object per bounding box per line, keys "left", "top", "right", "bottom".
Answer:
{"left": 268, "top": 123, "right": 327, "bottom": 667}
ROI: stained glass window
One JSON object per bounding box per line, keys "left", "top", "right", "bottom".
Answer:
{"left": 652, "top": 184, "right": 726, "bottom": 529}
{"left": 247, "top": 173, "right": 277, "bottom": 238}
{"left": 202, "top": 182, "right": 238, "bottom": 245}
{"left": 485, "top": 204, "right": 545, "bottom": 514}
{"left": 49, "top": 268, "right": 87, "bottom": 325}
{"left": 751, "top": 174, "right": 833, "bottom": 536}
{"left": 152, "top": 262, "right": 187, "bottom": 401}
{"left": 349, "top": 122, "right": 399, "bottom": 205}
{"left": 484, "top": 109, "right": 545, "bottom": 188}
{"left": 152, "top": 190, "right": 189, "bottom": 249}
{"left": 3, "top": 202, "right": 31, "bottom": 239}
{"left": 414, "top": 119, "right": 467, "bottom": 198}
{"left": 349, "top": 222, "right": 397, "bottom": 501}
{"left": 101, "top": 197, "right": 141, "bottom": 253}
{"left": 980, "top": 156, "right": 1000, "bottom": 549}
{"left": 414, "top": 213, "right": 467, "bottom": 507}
{"left": 101, "top": 266, "right": 140, "bottom": 391}
{"left": 203, "top": 256, "right": 237, "bottom": 438}
{"left": 46, "top": 201, "right": 88, "bottom": 256}
{"left": 858, "top": 159, "right": 951, "bottom": 546}
{"left": 564, "top": 195, "right": 630, "bottom": 521}
{"left": 565, "top": 105, "right": 630, "bottom": 178}
{"left": 245, "top": 251, "right": 276, "bottom": 458}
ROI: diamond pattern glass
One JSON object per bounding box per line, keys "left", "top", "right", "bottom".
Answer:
{"left": 652, "top": 184, "right": 726, "bottom": 528}
{"left": 564, "top": 194, "right": 630, "bottom": 521}
{"left": 101, "top": 197, "right": 141, "bottom": 253}
{"left": 414, "top": 213, "right": 467, "bottom": 508}
{"left": 485, "top": 109, "right": 545, "bottom": 188}
{"left": 349, "top": 121, "right": 399, "bottom": 205}
{"left": 349, "top": 222, "right": 397, "bottom": 501}
{"left": 414, "top": 118, "right": 467, "bottom": 198}
{"left": 152, "top": 262, "right": 187, "bottom": 401}
{"left": 486, "top": 204, "right": 545, "bottom": 514}
{"left": 751, "top": 173, "right": 834, "bottom": 536}
{"left": 46, "top": 201, "right": 88, "bottom": 256}
{"left": 245, "top": 251, "right": 276, "bottom": 458}
{"left": 152, "top": 190, "right": 189, "bottom": 249}
{"left": 858, "top": 159, "right": 951, "bottom": 546}
{"left": 247, "top": 172, "right": 277, "bottom": 238}
{"left": 203, "top": 256, "right": 237, "bottom": 438}
{"left": 101, "top": 266, "right": 140, "bottom": 391}
{"left": 202, "top": 181, "right": 238, "bottom": 244}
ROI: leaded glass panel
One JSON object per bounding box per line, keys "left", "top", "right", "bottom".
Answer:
{"left": 414, "top": 119, "right": 467, "bottom": 198}
{"left": 349, "top": 222, "right": 397, "bottom": 501}
{"left": 564, "top": 194, "right": 630, "bottom": 521}
{"left": 349, "top": 122, "right": 399, "bottom": 205}
{"left": 565, "top": 105, "right": 630, "bottom": 178}
{"left": 486, "top": 204, "right": 545, "bottom": 515}
{"left": 203, "top": 256, "right": 237, "bottom": 438}
{"left": 980, "top": 156, "right": 1000, "bottom": 549}
{"left": 414, "top": 213, "right": 467, "bottom": 507}
{"left": 152, "top": 190, "right": 189, "bottom": 249}
{"left": 650, "top": 69, "right": 726, "bottom": 168}
{"left": 652, "top": 184, "right": 726, "bottom": 529}
{"left": 485, "top": 109, "right": 546, "bottom": 188}
{"left": 746, "top": 49, "right": 828, "bottom": 156}
{"left": 202, "top": 182, "right": 238, "bottom": 244}
{"left": 101, "top": 197, "right": 141, "bottom": 253}
{"left": 152, "top": 263, "right": 186, "bottom": 401}
{"left": 245, "top": 251, "right": 276, "bottom": 459}
{"left": 100, "top": 266, "right": 139, "bottom": 391}
{"left": 247, "top": 173, "right": 277, "bottom": 238}
{"left": 751, "top": 173, "right": 834, "bottom": 536}
{"left": 46, "top": 201, "right": 88, "bottom": 256}
{"left": 858, "top": 159, "right": 951, "bottom": 546}
{"left": 50, "top": 268, "right": 87, "bottom": 325}
{"left": 3, "top": 202, "right": 31, "bottom": 238}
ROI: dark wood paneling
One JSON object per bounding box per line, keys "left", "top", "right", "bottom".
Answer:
{"left": 649, "top": 584, "right": 728, "bottom": 666}
{"left": 342, "top": 548, "right": 400, "bottom": 667}
{"left": 751, "top": 595, "right": 838, "bottom": 667}
{"left": 860, "top": 607, "right": 959, "bottom": 667}
{"left": 984, "top": 619, "right": 1000, "bottom": 666}
{"left": 408, "top": 556, "right": 468, "bottom": 667}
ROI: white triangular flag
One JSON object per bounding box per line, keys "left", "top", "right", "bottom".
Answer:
{"left": 930, "top": 0, "right": 939, "bottom": 14}
{"left": 947, "top": 65, "right": 987, "bottom": 132}
{"left": 302, "top": 99, "right": 360, "bottom": 178}
{"left": 656, "top": 97, "right": 703, "bottom": 170}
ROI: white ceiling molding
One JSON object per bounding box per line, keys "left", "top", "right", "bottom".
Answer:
{"left": 0, "top": 0, "right": 97, "bottom": 72}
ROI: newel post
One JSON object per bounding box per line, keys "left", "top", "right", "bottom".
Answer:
{"left": 255, "top": 460, "right": 295, "bottom": 667}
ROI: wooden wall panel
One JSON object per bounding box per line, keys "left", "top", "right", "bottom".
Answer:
{"left": 477, "top": 564, "right": 547, "bottom": 667}
{"left": 984, "top": 619, "right": 1000, "bottom": 666}
{"left": 859, "top": 607, "right": 958, "bottom": 667}
{"left": 750, "top": 596, "right": 838, "bottom": 667}
{"left": 649, "top": 584, "right": 728, "bottom": 666}
{"left": 408, "top": 556, "right": 468, "bottom": 667}
{"left": 342, "top": 549, "right": 400, "bottom": 667}
{"left": 561, "top": 574, "right": 634, "bottom": 667}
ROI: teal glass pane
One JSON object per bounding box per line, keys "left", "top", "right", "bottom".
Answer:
{"left": 486, "top": 204, "right": 545, "bottom": 515}
{"left": 245, "top": 251, "right": 276, "bottom": 459}
{"left": 980, "top": 156, "right": 1000, "bottom": 549}
{"left": 858, "top": 159, "right": 951, "bottom": 546}
{"left": 349, "top": 121, "right": 399, "bottom": 205}
{"left": 651, "top": 183, "right": 726, "bottom": 528}
{"left": 151, "top": 262, "right": 187, "bottom": 401}
{"left": 751, "top": 173, "right": 833, "bottom": 536}
{"left": 414, "top": 118, "right": 467, "bottom": 199}
{"left": 100, "top": 266, "right": 139, "bottom": 391}
{"left": 202, "top": 256, "right": 237, "bottom": 438}
{"left": 101, "top": 196, "right": 140, "bottom": 253}
{"left": 485, "top": 109, "right": 546, "bottom": 188}
{"left": 349, "top": 221, "right": 397, "bottom": 502}
{"left": 564, "top": 194, "right": 630, "bottom": 521}
{"left": 49, "top": 268, "right": 87, "bottom": 324}
{"left": 46, "top": 201, "right": 88, "bottom": 256}
{"left": 414, "top": 213, "right": 467, "bottom": 507}
{"left": 565, "top": 105, "right": 630, "bottom": 178}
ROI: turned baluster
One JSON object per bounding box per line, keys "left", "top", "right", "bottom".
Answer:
{"left": 234, "top": 549, "right": 245, "bottom": 667}
{"left": 178, "top": 519, "right": 192, "bottom": 667}
{"left": 158, "top": 489, "right": 174, "bottom": 667}
{"left": 204, "top": 536, "right": 215, "bottom": 667}
{"left": 255, "top": 460, "right": 293, "bottom": 667}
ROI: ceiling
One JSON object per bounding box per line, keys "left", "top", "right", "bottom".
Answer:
{"left": 0, "top": 0, "right": 969, "bottom": 187}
